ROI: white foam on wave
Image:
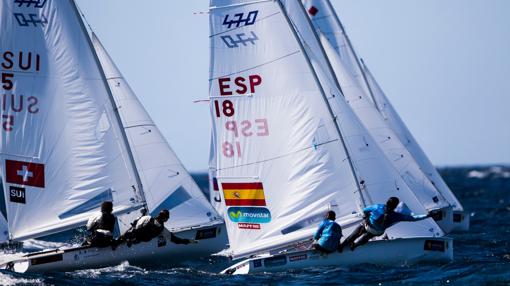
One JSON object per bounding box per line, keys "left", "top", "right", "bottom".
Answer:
{"left": 0, "top": 272, "right": 43, "bottom": 286}
{"left": 71, "top": 261, "right": 148, "bottom": 279}
{"left": 467, "top": 170, "right": 487, "bottom": 178}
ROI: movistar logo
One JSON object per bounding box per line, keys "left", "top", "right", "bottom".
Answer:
{"left": 227, "top": 207, "right": 271, "bottom": 223}
{"left": 230, "top": 210, "right": 242, "bottom": 219}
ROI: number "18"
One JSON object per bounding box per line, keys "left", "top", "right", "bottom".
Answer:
{"left": 214, "top": 99, "right": 235, "bottom": 117}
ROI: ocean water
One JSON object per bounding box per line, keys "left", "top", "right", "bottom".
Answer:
{"left": 1, "top": 166, "right": 509, "bottom": 285}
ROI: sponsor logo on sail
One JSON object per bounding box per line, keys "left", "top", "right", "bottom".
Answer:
{"left": 222, "top": 182, "right": 266, "bottom": 206}
{"left": 228, "top": 207, "right": 271, "bottom": 223}
{"left": 238, "top": 223, "right": 260, "bottom": 230}
{"left": 5, "top": 159, "right": 45, "bottom": 188}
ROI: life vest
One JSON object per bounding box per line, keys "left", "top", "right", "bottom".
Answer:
{"left": 86, "top": 212, "right": 115, "bottom": 236}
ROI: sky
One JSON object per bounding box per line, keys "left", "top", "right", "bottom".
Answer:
{"left": 76, "top": 0, "right": 510, "bottom": 171}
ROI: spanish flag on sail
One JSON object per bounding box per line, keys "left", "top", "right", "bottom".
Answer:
{"left": 222, "top": 182, "right": 266, "bottom": 206}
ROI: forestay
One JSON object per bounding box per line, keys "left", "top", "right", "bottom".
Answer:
{"left": 209, "top": 0, "right": 443, "bottom": 260}
{"left": 92, "top": 33, "right": 222, "bottom": 232}
{"left": 0, "top": 0, "right": 142, "bottom": 240}
{"left": 302, "top": 0, "right": 463, "bottom": 213}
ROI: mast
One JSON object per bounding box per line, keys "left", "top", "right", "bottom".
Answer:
{"left": 323, "top": 0, "right": 380, "bottom": 111}
{"left": 70, "top": 0, "right": 147, "bottom": 210}
{"left": 276, "top": 0, "right": 367, "bottom": 207}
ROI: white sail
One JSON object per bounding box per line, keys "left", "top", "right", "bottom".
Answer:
{"left": 91, "top": 33, "right": 223, "bottom": 232}
{"left": 319, "top": 33, "right": 450, "bottom": 212}
{"left": 302, "top": 0, "right": 464, "bottom": 213}
{"left": 281, "top": 0, "right": 444, "bottom": 237}
{"left": 301, "top": 0, "right": 369, "bottom": 98}
{"left": 0, "top": 0, "right": 143, "bottom": 240}
{"left": 209, "top": 0, "right": 443, "bottom": 259}
{"left": 362, "top": 64, "right": 464, "bottom": 211}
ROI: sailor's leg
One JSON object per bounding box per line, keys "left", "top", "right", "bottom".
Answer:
{"left": 339, "top": 224, "right": 365, "bottom": 251}
{"left": 351, "top": 232, "right": 376, "bottom": 250}
{"left": 312, "top": 243, "right": 333, "bottom": 255}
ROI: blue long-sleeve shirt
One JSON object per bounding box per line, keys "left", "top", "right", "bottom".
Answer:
{"left": 364, "top": 204, "right": 428, "bottom": 232}
{"left": 313, "top": 219, "right": 342, "bottom": 252}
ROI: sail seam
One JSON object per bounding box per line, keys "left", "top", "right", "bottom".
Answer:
{"left": 209, "top": 51, "right": 300, "bottom": 80}
{"left": 217, "top": 138, "right": 341, "bottom": 171}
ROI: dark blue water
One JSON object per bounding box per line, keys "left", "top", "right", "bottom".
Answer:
{"left": 1, "top": 166, "right": 509, "bottom": 285}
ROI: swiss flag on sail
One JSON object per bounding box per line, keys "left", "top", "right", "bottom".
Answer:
{"left": 5, "top": 159, "right": 45, "bottom": 188}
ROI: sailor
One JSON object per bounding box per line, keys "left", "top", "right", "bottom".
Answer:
{"left": 339, "top": 197, "right": 431, "bottom": 251}
{"left": 123, "top": 209, "right": 197, "bottom": 246}
{"left": 83, "top": 201, "right": 116, "bottom": 248}
{"left": 311, "top": 210, "right": 342, "bottom": 254}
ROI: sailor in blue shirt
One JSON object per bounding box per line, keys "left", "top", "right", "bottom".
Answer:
{"left": 339, "top": 197, "right": 431, "bottom": 251}
{"left": 312, "top": 211, "right": 342, "bottom": 253}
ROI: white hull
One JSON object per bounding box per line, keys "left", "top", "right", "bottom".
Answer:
{"left": 432, "top": 206, "right": 454, "bottom": 234}
{"left": 451, "top": 210, "right": 470, "bottom": 232}
{"left": 430, "top": 206, "right": 470, "bottom": 233}
{"left": 221, "top": 237, "right": 453, "bottom": 275}
{"left": 0, "top": 224, "right": 228, "bottom": 273}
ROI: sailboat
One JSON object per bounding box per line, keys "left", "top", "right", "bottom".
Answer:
{"left": 209, "top": 0, "right": 452, "bottom": 274}
{"left": 0, "top": 0, "right": 225, "bottom": 273}
{"left": 302, "top": 0, "right": 469, "bottom": 232}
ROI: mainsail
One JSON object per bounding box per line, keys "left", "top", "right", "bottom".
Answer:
{"left": 91, "top": 33, "right": 222, "bottom": 232}
{"left": 302, "top": 0, "right": 464, "bottom": 213}
{"left": 0, "top": 0, "right": 144, "bottom": 240}
{"left": 209, "top": 0, "right": 443, "bottom": 259}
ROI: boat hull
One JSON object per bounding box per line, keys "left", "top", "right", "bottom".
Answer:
{"left": 0, "top": 224, "right": 228, "bottom": 273}
{"left": 432, "top": 207, "right": 470, "bottom": 233}
{"left": 450, "top": 210, "right": 470, "bottom": 232}
{"left": 221, "top": 237, "right": 453, "bottom": 275}
{"left": 432, "top": 206, "right": 455, "bottom": 233}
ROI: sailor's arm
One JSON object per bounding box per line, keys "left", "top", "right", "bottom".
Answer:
{"left": 395, "top": 212, "right": 430, "bottom": 222}
{"left": 86, "top": 214, "right": 100, "bottom": 231}
{"left": 313, "top": 221, "right": 326, "bottom": 240}
{"left": 362, "top": 205, "right": 376, "bottom": 221}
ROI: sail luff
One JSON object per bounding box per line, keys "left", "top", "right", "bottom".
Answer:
{"left": 70, "top": 1, "right": 147, "bottom": 209}
{"left": 323, "top": 0, "right": 379, "bottom": 110}
{"left": 276, "top": 0, "right": 366, "bottom": 208}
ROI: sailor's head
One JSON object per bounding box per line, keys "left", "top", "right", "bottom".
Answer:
{"left": 101, "top": 201, "right": 113, "bottom": 214}
{"left": 156, "top": 209, "right": 170, "bottom": 223}
{"left": 326, "top": 210, "right": 336, "bottom": 220}
{"left": 386, "top": 197, "right": 400, "bottom": 211}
